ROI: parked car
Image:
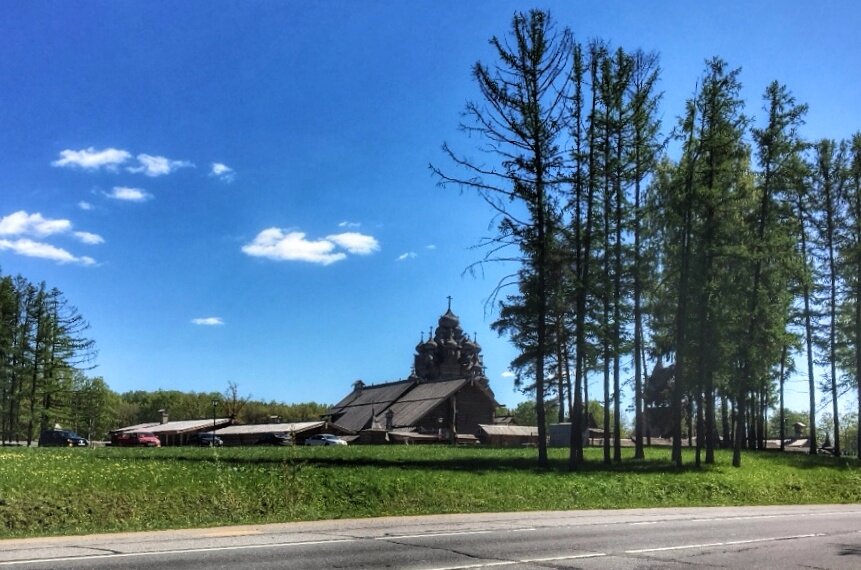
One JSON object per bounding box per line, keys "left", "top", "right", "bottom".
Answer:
{"left": 304, "top": 433, "right": 347, "bottom": 446}
{"left": 39, "top": 429, "right": 89, "bottom": 447}
{"left": 191, "top": 433, "right": 224, "bottom": 447}
{"left": 110, "top": 431, "right": 161, "bottom": 447}
{"left": 255, "top": 433, "right": 293, "bottom": 446}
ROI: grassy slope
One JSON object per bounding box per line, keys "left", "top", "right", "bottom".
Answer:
{"left": 1, "top": 446, "right": 858, "bottom": 538}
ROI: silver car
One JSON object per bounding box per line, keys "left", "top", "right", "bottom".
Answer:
{"left": 304, "top": 434, "right": 347, "bottom": 446}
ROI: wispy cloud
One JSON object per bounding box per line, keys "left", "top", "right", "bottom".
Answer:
{"left": 0, "top": 210, "right": 102, "bottom": 266}
{"left": 128, "top": 154, "right": 194, "bottom": 177}
{"left": 0, "top": 238, "right": 96, "bottom": 266}
{"left": 78, "top": 201, "right": 94, "bottom": 211}
{"left": 210, "top": 162, "right": 235, "bottom": 182}
{"left": 192, "top": 317, "right": 224, "bottom": 326}
{"left": 338, "top": 221, "right": 361, "bottom": 229}
{"left": 52, "top": 147, "right": 195, "bottom": 177}
{"left": 74, "top": 231, "right": 105, "bottom": 245}
{"left": 326, "top": 232, "right": 380, "bottom": 255}
{"left": 397, "top": 252, "right": 417, "bottom": 261}
{"left": 52, "top": 147, "right": 131, "bottom": 171}
{"left": 501, "top": 370, "right": 516, "bottom": 379}
{"left": 242, "top": 228, "right": 380, "bottom": 265}
{"left": 106, "top": 186, "right": 152, "bottom": 202}
{"left": 0, "top": 211, "right": 71, "bottom": 237}
{"left": 425, "top": 244, "right": 437, "bottom": 250}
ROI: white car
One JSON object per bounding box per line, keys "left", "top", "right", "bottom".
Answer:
{"left": 304, "top": 434, "right": 348, "bottom": 446}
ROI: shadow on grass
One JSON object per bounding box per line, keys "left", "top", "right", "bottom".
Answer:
{"left": 98, "top": 449, "right": 718, "bottom": 475}
{"left": 753, "top": 451, "right": 860, "bottom": 470}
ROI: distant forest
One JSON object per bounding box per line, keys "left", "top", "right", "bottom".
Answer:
{"left": 433, "top": 10, "right": 860, "bottom": 468}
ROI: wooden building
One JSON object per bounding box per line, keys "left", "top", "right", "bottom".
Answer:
{"left": 214, "top": 421, "right": 350, "bottom": 446}
{"left": 478, "top": 424, "right": 539, "bottom": 446}
{"left": 111, "top": 416, "right": 233, "bottom": 446}
{"left": 324, "top": 304, "right": 498, "bottom": 442}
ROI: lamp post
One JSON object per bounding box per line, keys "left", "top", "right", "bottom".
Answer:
{"left": 211, "top": 399, "right": 218, "bottom": 447}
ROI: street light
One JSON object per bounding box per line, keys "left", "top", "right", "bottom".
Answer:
{"left": 211, "top": 399, "right": 218, "bottom": 447}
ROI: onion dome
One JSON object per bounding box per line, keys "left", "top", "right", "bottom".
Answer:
{"left": 444, "top": 330, "right": 459, "bottom": 348}
{"left": 422, "top": 326, "right": 437, "bottom": 348}
{"left": 439, "top": 308, "right": 460, "bottom": 329}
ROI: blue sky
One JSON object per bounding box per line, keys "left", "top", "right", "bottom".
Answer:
{"left": 1, "top": 1, "right": 859, "bottom": 413}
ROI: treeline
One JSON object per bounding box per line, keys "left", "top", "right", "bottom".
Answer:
{"left": 434, "top": 10, "right": 861, "bottom": 468}
{"left": 115, "top": 386, "right": 330, "bottom": 433}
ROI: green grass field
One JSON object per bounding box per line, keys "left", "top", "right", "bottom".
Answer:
{"left": 1, "top": 445, "right": 858, "bottom": 538}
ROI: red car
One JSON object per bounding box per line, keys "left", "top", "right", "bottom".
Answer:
{"left": 110, "top": 431, "right": 161, "bottom": 447}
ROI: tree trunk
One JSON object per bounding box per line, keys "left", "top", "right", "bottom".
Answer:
{"left": 779, "top": 344, "right": 787, "bottom": 451}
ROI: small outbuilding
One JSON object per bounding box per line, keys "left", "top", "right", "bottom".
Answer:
{"left": 111, "top": 417, "right": 233, "bottom": 446}
{"left": 214, "top": 422, "right": 348, "bottom": 446}
{"left": 477, "top": 424, "right": 539, "bottom": 447}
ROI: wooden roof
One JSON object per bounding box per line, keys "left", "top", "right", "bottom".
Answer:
{"left": 215, "top": 422, "right": 325, "bottom": 436}
{"left": 324, "top": 379, "right": 416, "bottom": 432}
{"left": 478, "top": 424, "right": 539, "bottom": 437}
{"left": 375, "top": 378, "right": 467, "bottom": 428}
{"left": 113, "top": 418, "right": 232, "bottom": 435}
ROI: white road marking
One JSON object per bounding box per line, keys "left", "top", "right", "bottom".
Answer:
{"left": 0, "top": 538, "right": 359, "bottom": 566}
{"left": 430, "top": 562, "right": 515, "bottom": 570}
{"left": 376, "top": 530, "right": 494, "bottom": 540}
{"left": 521, "top": 552, "right": 608, "bottom": 563}
{"left": 685, "top": 510, "right": 858, "bottom": 524}
{"left": 630, "top": 521, "right": 658, "bottom": 525}
{"left": 415, "top": 552, "right": 607, "bottom": 570}
{"left": 625, "top": 533, "right": 825, "bottom": 554}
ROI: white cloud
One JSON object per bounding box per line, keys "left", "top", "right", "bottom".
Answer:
{"left": 128, "top": 154, "right": 194, "bottom": 177}
{"left": 74, "top": 231, "right": 105, "bottom": 245}
{"left": 397, "top": 252, "right": 417, "bottom": 261}
{"left": 242, "top": 229, "right": 346, "bottom": 265}
{"left": 501, "top": 370, "right": 516, "bottom": 379}
{"left": 0, "top": 238, "right": 95, "bottom": 266}
{"left": 325, "top": 232, "right": 380, "bottom": 255}
{"left": 242, "top": 228, "right": 380, "bottom": 265}
{"left": 106, "top": 186, "right": 152, "bottom": 202}
{"left": 192, "top": 317, "right": 224, "bottom": 326}
{"left": 210, "top": 162, "right": 235, "bottom": 182}
{"left": 52, "top": 147, "right": 131, "bottom": 171}
{"left": 0, "top": 211, "right": 71, "bottom": 237}
{"left": 0, "top": 211, "right": 101, "bottom": 266}
{"left": 338, "top": 221, "right": 361, "bottom": 229}
{"left": 425, "top": 244, "right": 437, "bottom": 250}
{"left": 78, "top": 201, "right": 94, "bottom": 211}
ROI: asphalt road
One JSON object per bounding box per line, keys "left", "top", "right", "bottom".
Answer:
{"left": 2, "top": 505, "right": 860, "bottom": 569}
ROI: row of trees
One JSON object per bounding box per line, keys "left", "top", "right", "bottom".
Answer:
{"left": 0, "top": 270, "right": 97, "bottom": 444}
{"left": 435, "top": 10, "right": 861, "bottom": 468}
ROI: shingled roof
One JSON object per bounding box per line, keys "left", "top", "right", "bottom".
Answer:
{"left": 375, "top": 378, "right": 467, "bottom": 428}
{"left": 324, "top": 379, "right": 416, "bottom": 432}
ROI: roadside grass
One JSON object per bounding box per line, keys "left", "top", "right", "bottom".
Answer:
{"left": 1, "top": 445, "right": 858, "bottom": 538}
